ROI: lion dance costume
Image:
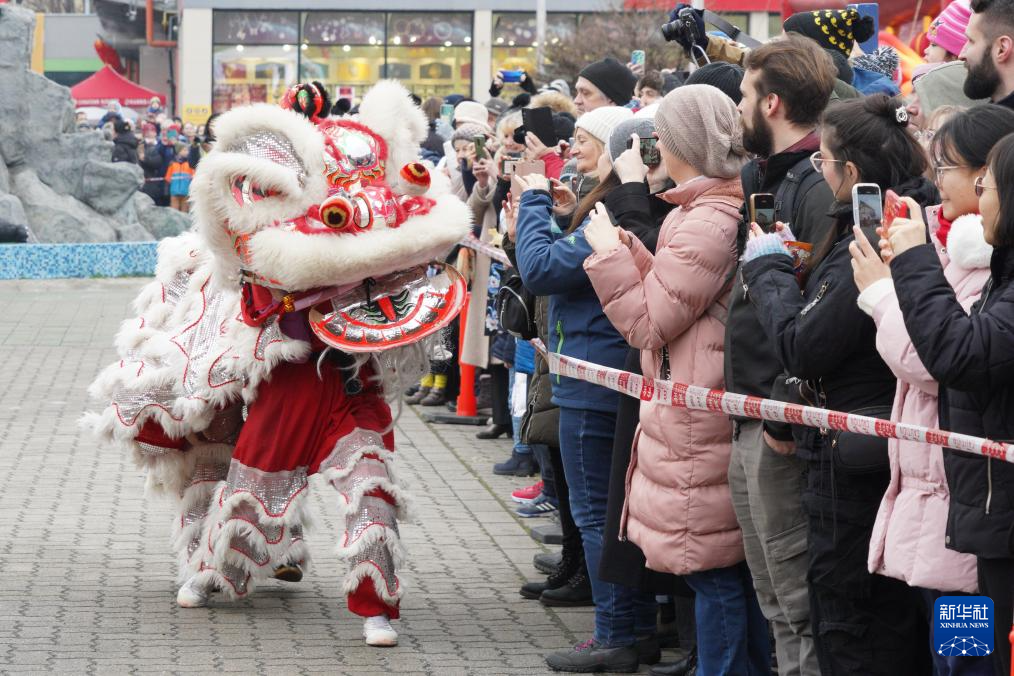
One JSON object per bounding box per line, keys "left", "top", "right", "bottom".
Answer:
{"left": 84, "top": 81, "right": 470, "bottom": 645}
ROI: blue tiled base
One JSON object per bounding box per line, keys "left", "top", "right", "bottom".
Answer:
{"left": 0, "top": 242, "right": 159, "bottom": 280}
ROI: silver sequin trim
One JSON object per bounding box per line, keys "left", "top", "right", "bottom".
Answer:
{"left": 224, "top": 131, "right": 307, "bottom": 186}
{"left": 254, "top": 317, "right": 282, "bottom": 361}
{"left": 350, "top": 541, "right": 398, "bottom": 595}
{"left": 136, "top": 441, "right": 174, "bottom": 456}
{"left": 222, "top": 460, "right": 308, "bottom": 518}
{"left": 218, "top": 561, "right": 250, "bottom": 596}
{"left": 345, "top": 495, "right": 398, "bottom": 546}
{"left": 319, "top": 428, "right": 387, "bottom": 474}
{"left": 113, "top": 383, "right": 177, "bottom": 426}
{"left": 163, "top": 270, "right": 192, "bottom": 305}
{"left": 333, "top": 458, "right": 391, "bottom": 498}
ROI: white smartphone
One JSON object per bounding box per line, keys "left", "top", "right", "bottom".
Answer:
{"left": 852, "top": 183, "right": 883, "bottom": 229}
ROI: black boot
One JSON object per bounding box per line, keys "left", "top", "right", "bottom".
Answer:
{"left": 540, "top": 567, "right": 593, "bottom": 607}
{"left": 476, "top": 423, "right": 511, "bottom": 439}
{"left": 649, "top": 647, "right": 697, "bottom": 676}
{"left": 521, "top": 543, "right": 581, "bottom": 599}
{"left": 533, "top": 550, "right": 562, "bottom": 575}
{"left": 494, "top": 451, "right": 537, "bottom": 476}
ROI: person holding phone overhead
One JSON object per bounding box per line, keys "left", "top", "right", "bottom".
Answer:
{"left": 741, "top": 94, "right": 939, "bottom": 676}
{"left": 514, "top": 105, "right": 665, "bottom": 674}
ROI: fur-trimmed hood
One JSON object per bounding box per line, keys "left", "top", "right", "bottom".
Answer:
{"left": 191, "top": 81, "right": 470, "bottom": 292}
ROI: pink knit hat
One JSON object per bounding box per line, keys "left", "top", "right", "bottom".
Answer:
{"left": 928, "top": 0, "right": 972, "bottom": 58}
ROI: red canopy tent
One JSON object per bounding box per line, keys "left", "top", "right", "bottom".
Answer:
{"left": 70, "top": 65, "right": 166, "bottom": 109}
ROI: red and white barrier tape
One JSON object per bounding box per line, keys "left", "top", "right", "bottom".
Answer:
{"left": 459, "top": 234, "right": 512, "bottom": 267}
{"left": 535, "top": 343, "right": 1014, "bottom": 463}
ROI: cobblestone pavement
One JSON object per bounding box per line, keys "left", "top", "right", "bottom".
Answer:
{"left": 0, "top": 278, "right": 620, "bottom": 676}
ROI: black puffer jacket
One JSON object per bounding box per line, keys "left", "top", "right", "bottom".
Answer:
{"left": 892, "top": 243, "right": 1014, "bottom": 558}
{"left": 741, "top": 177, "right": 938, "bottom": 449}
{"left": 742, "top": 213, "right": 896, "bottom": 459}
{"left": 111, "top": 132, "right": 139, "bottom": 164}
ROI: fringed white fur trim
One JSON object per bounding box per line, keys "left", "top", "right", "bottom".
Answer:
{"left": 356, "top": 80, "right": 428, "bottom": 189}
{"left": 947, "top": 213, "right": 993, "bottom": 271}
{"left": 242, "top": 192, "right": 470, "bottom": 291}
{"left": 172, "top": 479, "right": 221, "bottom": 585}
{"left": 341, "top": 561, "right": 405, "bottom": 606}
{"left": 336, "top": 522, "right": 407, "bottom": 571}
{"left": 190, "top": 104, "right": 329, "bottom": 288}
{"left": 192, "top": 483, "right": 313, "bottom": 600}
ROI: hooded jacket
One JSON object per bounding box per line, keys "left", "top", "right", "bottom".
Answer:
{"left": 584, "top": 176, "right": 744, "bottom": 574}
{"left": 865, "top": 208, "right": 989, "bottom": 592}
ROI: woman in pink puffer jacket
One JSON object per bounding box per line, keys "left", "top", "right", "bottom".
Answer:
{"left": 583, "top": 85, "right": 770, "bottom": 676}
{"left": 851, "top": 104, "right": 1014, "bottom": 676}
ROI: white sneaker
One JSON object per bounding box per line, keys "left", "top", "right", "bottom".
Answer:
{"left": 176, "top": 575, "right": 214, "bottom": 608}
{"left": 363, "top": 615, "right": 398, "bottom": 647}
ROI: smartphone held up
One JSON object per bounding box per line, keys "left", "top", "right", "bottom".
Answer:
{"left": 852, "top": 183, "right": 883, "bottom": 229}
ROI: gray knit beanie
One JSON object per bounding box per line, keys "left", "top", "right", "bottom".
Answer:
{"left": 654, "top": 84, "right": 747, "bottom": 179}
{"left": 608, "top": 117, "right": 656, "bottom": 163}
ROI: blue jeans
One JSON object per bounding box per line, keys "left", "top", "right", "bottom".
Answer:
{"left": 558, "top": 406, "right": 656, "bottom": 647}
{"left": 684, "top": 561, "right": 771, "bottom": 676}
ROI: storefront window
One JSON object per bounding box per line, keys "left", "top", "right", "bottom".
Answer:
{"left": 386, "top": 13, "right": 472, "bottom": 100}
{"left": 212, "top": 10, "right": 473, "bottom": 110}
{"left": 213, "top": 11, "right": 299, "bottom": 45}
{"left": 490, "top": 13, "right": 578, "bottom": 92}
{"left": 213, "top": 45, "right": 297, "bottom": 112}
{"left": 301, "top": 13, "right": 385, "bottom": 102}
{"left": 212, "top": 12, "right": 299, "bottom": 113}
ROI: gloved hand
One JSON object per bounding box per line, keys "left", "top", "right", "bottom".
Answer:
{"left": 670, "top": 4, "right": 709, "bottom": 53}
{"left": 743, "top": 222, "right": 795, "bottom": 262}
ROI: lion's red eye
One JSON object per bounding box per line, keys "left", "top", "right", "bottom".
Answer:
{"left": 320, "top": 196, "right": 354, "bottom": 230}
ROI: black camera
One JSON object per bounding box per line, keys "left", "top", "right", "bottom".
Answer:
{"left": 660, "top": 7, "right": 701, "bottom": 46}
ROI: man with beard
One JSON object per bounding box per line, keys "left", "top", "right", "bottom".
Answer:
{"left": 723, "top": 34, "right": 837, "bottom": 676}
{"left": 961, "top": 0, "right": 1014, "bottom": 108}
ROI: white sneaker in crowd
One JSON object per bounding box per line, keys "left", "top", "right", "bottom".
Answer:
{"left": 363, "top": 614, "right": 398, "bottom": 647}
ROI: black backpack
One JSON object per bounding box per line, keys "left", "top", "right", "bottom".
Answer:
{"left": 495, "top": 270, "right": 538, "bottom": 340}
{"left": 737, "top": 155, "right": 823, "bottom": 254}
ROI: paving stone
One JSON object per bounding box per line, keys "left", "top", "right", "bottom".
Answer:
{"left": 0, "top": 278, "right": 593, "bottom": 675}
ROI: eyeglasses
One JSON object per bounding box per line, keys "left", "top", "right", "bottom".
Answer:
{"left": 810, "top": 151, "right": 845, "bottom": 173}
{"left": 969, "top": 176, "right": 993, "bottom": 196}
{"left": 934, "top": 165, "right": 962, "bottom": 182}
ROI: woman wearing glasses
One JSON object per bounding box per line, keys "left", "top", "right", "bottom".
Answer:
{"left": 882, "top": 127, "right": 1014, "bottom": 676}
{"left": 852, "top": 104, "right": 1014, "bottom": 676}
{"left": 740, "top": 94, "right": 938, "bottom": 676}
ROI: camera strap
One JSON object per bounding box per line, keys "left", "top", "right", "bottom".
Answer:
{"left": 702, "top": 10, "right": 763, "bottom": 49}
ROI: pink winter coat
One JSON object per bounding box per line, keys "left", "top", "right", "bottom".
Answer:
{"left": 584, "top": 176, "right": 744, "bottom": 575}
{"left": 865, "top": 208, "right": 991, "bottom": 593}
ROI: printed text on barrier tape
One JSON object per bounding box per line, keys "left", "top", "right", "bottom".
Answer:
{"left": 532, "top": 343, "right": 1014, "bottom": 463}
{"left": 459, "top": 235, "right": 512, "bottom": 267}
